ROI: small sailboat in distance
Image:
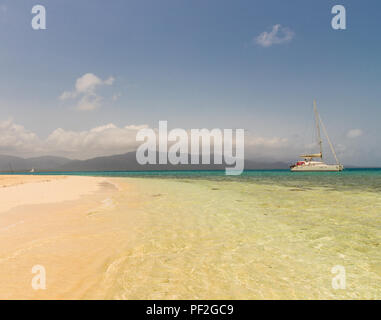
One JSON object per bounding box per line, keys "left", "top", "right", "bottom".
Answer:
{"left": 290, "top": 100, "right": 344, "bottom": 172}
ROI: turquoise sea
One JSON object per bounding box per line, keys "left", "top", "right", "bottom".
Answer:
{"left": 3, "top": 168, "right": 381, "bottom": 192}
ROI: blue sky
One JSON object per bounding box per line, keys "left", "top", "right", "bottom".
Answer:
{"left": 0, "top": 0, "right": 380, "bottom": 165}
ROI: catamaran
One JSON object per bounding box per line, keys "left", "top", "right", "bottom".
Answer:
{"left": 290, "top": 100, "right": 344, "bottom": 172}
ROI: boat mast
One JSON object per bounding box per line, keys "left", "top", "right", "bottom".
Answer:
{"left": 313, "top": 100, "right": 323, "bottom": 159}
{"left": 319, "top": 115, "right": 341, "bottom": 165}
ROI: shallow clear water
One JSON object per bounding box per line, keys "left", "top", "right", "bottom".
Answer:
{"left": 92, "top": 170, "right": 381, "bottom": 299}
{"left": 3, "top": 170, "right": 380, "bottom": 299}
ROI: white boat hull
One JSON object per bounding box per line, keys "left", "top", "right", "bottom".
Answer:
{"left": 291, "top": 164, "right": 343, "bottom": 172}
{"left": 291, "top": 101, "right": 343, "bottom": 172}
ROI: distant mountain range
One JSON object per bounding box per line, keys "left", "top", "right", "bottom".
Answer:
{"left": 0, "top": 153, "right": 291, "bottom": 172}
{"left": 0, "top": 155, "right": 72, "bottom": 172}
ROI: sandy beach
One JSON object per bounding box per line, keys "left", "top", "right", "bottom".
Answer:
{"left": 0, "top": 175, "right": 121, "bottom": 299}
{"left": 0, "top": 174, "right": 380, "bottom": 300}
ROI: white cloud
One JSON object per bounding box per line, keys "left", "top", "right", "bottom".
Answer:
{"left": 46, "top": 123, "right": 149, "bottom": 158}
{"left": 104, "top": 77, "right": 115, "bottom": 86}
{"left": 245, "top": 136, "right": 288, "bottom": 147}
{"left": 255, "top": 24, "right": 294, "bottom": 47}
{"left": 59, "top": 73, "right": 115, "bottom": 111}
{"left": 59, "top": 91, "right": 77, "bottom": 100}
{"left": 0, "top": 119, "right": 43, "bottom": 155}
{"left": 346, "top": 129, "right": 363, "bottom": 139}
{"left": 0, "top": 119, "right": 148, "bottom": 159}
{"left": 75, "top": 73, "right": 103, "bottom": 94}
{"left": 77, "top": 95, "right": 103, "bottom": 111}
{"left": 244, "top": 135, "right": 297, "bottom": 161}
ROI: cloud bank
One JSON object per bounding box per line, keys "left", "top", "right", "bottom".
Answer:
{"left": 2, "top": 120, "right": 373, "bottom": 165}
{"left": 0, "top": 119, "right": 293, "bottom": 160}
{"left": 0, "top": 119, "right": 43, "bottom": 154}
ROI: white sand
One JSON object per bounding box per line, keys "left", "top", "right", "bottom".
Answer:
{"left": 0, "top": 176, "right": 102, "bottom": 214}
{"left": 0, "top": 175, "right": 121, "bottom": 299}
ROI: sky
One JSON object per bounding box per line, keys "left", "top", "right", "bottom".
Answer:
{"left": 0, "top": 0, "right": 380, "bottom": 165}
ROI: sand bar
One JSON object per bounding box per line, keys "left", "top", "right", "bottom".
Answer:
{"left": 0, "top": 175, "right": 105, "bottom": 214}
{"left": 0, "top": 175, "right": 121, "bottom": 299}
